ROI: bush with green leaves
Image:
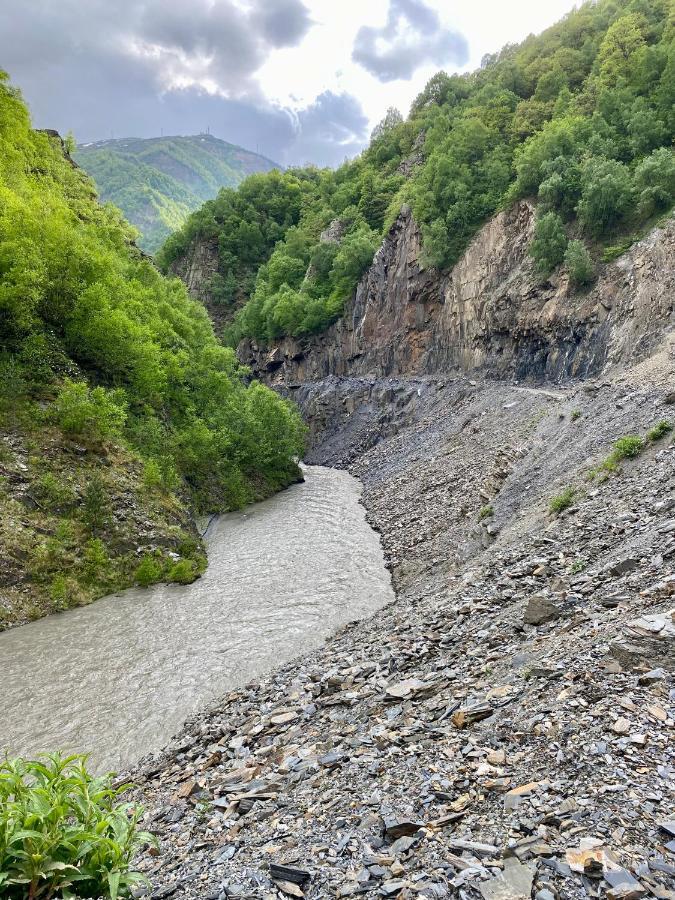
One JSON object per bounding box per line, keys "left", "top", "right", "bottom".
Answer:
{"left": 81, "top": 474, "right": 111, "bottom": 536}
{"left": 143, "top": 458, "right": 180, "bottom": 493}
{"left": 81, "top": 538, "right": 111, "bottom": 584}
{"left": 167, "top": 558, "right": 197, "bottom": 584}
{"left": 612, "top": 435, "right": 644, "bottom": 460}
{"left": 134, "top": 555, "right": 164, "bottom": 588}
{"left": 529, "top": 211, "right": 568, "bottom": 274}
{"left": 48, "top": 574, "right": 71, "bottom": 610}
{"left": 564, "top": 240, "right": 595, "bottom": 286}
{"left": 50, "top": 381, "right": 127, "bottom": 444}
{"left": 0, "top": 753, "right": 155, "bottom": 899}
{"left": 32, "top": 472, "right": 76, "bottom": 511}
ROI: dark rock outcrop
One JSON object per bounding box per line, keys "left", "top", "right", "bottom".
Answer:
{"left": 239, "top": 204, "right": 674, "bottom": 386}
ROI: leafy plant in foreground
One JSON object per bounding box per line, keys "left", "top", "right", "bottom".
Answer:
{"left": 0, "top": 753, "right": 156, "bottom": 899}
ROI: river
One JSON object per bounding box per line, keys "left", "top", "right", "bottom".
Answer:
{"left": 0, "top": 466, "right": 393, "bottom": 772}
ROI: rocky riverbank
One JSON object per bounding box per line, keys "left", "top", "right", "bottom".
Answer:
{"left": 128, "top": 335, "right": 675, "bottom": 900}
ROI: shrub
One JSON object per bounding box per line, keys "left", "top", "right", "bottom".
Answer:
{"left": 32, "top": 472, "right": 76, "bottom": 511}
{"left": 0, "top": 753, "right": 155, "bottom": 899}
{"left": 549, "top": 487, "right": 576, "bottom": 514}
{"left": 529, "top": 211, "right": 568, "bottom": 274}
{"left": 570, "top": 409, "right": 581, "bottom": 421}
{"left": 81, "top": 474, "right": 111, "bottom": 536}
{"left": 647, "top": 419, "right": 672, "bottom": 442}
{"left": 51, "top": 380, "right": 127, "bottom": 444}
{"left": 48, "top": 574, "right": 71, "bottom": 609}
{"left": 564, "top": 240, "right": 595, "bottom": 286}
{"left": 612, "top": 435, "right": 644, "bottom": 459}
{"left": 167, "top": 558, "right": 197, "bottom": 585}
{"left": 478, "top": 505, "right": 494, "bottom": 520}
{"left": 81, "top": 538, "right": 110, "bottom": 583}
{"left": 134, "top": 555, "right": 163, "bottom": 588}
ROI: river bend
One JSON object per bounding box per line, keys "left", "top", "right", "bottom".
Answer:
{"left": 0, "top": 466, "right": 393, "bottom": 771}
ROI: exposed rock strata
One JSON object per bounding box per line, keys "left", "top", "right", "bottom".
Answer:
{"left": 240, "top": 206, "right": 674, "bottom": 384}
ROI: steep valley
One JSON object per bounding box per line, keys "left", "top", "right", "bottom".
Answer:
{"left": 126, "top": 206, "right": 675, "bottom": 900}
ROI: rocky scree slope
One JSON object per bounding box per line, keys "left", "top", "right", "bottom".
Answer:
{"left": 128, "top": 210, "right": 675, "bottom": 899}
{"left": 130, "top": 355, "right": 675, "bottom": 900}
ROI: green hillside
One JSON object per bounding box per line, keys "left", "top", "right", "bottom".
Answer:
{"left": 0, "top": 75, "right": 304, "bottom": 626}
{"left": 160, "top": 0, "right": 674, "bottom": 345}
{"left": 75, "top": 134, "right": 280, "bottom": 253}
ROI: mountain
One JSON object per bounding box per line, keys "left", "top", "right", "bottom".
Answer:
{"left": 0, "top": 77, "right": 304, "bottom": 630}
{"left": 74, "top": 134, "right": 280, "bottom": 253}
{"left": 163, "top": 0, "right": 674, "bottom": 346}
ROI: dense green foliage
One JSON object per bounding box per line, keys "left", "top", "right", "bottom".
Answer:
{"left": 0, "top": 753, "right": 154, "bottom": 898}
{"left": 75, "top": 135, "right": 278, "bottom": 253}
{"left": 0, "top": 74, "right": 305, "bottom": 514}
{"left": 564, "top": 239, "right": 596, "bottom": 284}
{"left": 164, "top": 0, "right": 673, "bottom": 345}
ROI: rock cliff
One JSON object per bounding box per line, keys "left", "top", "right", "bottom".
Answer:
{"left": 239, "top": 204, "right": 674, "bottom": 386}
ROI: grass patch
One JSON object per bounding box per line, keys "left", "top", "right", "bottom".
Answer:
{"left": 549, "top": 487, "right": 576, "bottom": 515}
{"left": 612, "top": 435, "right": 644, "bottom": 459}
{"left": 570, "top": 409, "right": 581, "bottom": 421}
{"left": 589, "top": 433, "right": 645, "bottom": 481}
{"left": 478, "top": 504, "right": 494, "bottom": 521}
{"left": 647, "top": 419, "right": 672, "bottom": 442}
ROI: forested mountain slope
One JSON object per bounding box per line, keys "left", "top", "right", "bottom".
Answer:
{"left": 161, "top": 0, "right": 674, "bottom": 346}
{"left": 0, "top": 75, "right": 304, "bottom": 629}
{"left": 75, "top": 134, "right": 279, "bottom": 253}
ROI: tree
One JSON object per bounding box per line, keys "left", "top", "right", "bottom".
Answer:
{"left": 634, "top": 147, "right": 675, "bottom": 219}
{"left": 564, "top": 240, "right": 595, "bottom": 286}
{"left": 597, "top": 14, "right": 646, "bottom": 86}
{"left": 529, "top": 211, "right": 568, "bottom": 273}
{"left": 64, "top": 130, "right": 76, "bottom": 155}
{"left": 577, "top": 158, "right": 634, "bottom": 235}
{"left": 371, "top": 107, "right": 404, "bottom": 143}
{"left": 81, "top": 474, "right": 111, "bottom": 536}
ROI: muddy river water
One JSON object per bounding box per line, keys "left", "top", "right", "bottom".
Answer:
{"left": 0, "top": 466, "right": 394, "bottom": 771}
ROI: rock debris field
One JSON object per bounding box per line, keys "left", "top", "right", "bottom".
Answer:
{"left": 129, "top": 349, "right": 675, "bottom": 900}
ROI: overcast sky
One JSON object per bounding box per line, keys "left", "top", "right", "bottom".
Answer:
{"left": 1, "top": 0, "right": 580, "bottom": 167}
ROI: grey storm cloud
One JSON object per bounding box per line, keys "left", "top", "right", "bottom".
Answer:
{"left": 352, "top": 0, "right": 469, "bottom": 82}
{"left": 0, "top": 0, "right": 367, "bottom": 167}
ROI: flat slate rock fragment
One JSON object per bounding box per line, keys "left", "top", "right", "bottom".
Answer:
{"left": 383, "top": 817, "right": 423, "bottom": 840}
{"left": 479, "top": 857, "right": 534, "bottom": 899}
{"left": 269, "top": 864, "right": 311, "bottom": 885}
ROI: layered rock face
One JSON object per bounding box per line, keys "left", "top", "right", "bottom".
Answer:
{"left": 169, "top": 238, "right": 222, "bottom": 320}
{"left": 239, "top": 205, "right": 674, "bottom": 385}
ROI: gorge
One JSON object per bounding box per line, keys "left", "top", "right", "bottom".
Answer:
{"left": 1, "top": 0, "right": 674, "bottom": 896}
{"left": 125, "top": 197, "right": 675, "bottom": 900}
